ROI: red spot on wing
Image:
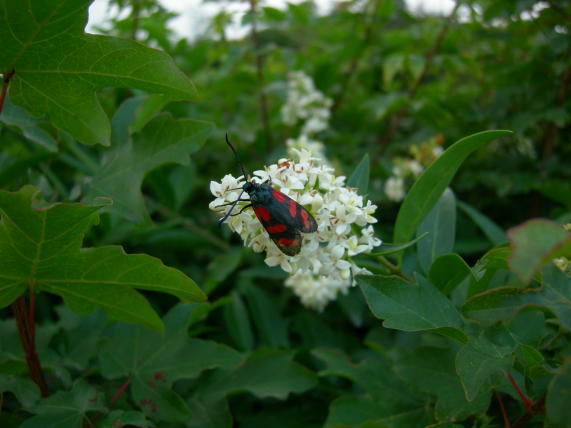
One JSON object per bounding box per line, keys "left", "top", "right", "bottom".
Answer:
{"left": 272, "top": 189, "right": 286, "bottom": 202}
{"left": 288, "top": 200, "right": 297, "bottom": 218}
{"left": 267, "top": 224, "right": 287, "bottom": 234}
{"left": 300, "top": 209, "right": 310, "bottom": 230}
{"left": 278, "top": 238, "right": 299, "bottom": 247}
{"left": 254, "top": 206, "right": 271, "bottom": 221}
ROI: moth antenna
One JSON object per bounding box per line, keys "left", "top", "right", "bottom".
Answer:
{"left": 225, "top": 133, "right": 249, "bottom": 180}
{"left": 218, "top": 190, "right": 246, "bottom": 225}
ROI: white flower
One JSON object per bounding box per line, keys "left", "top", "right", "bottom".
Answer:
{"left": 281, "top": 71, "right": 333, "bottom": 137}
{"left": 384, "top": 177, "right": 405, "bottom": 202}
{"left": 210, "top": 140, "right": 381, "bottom": 310}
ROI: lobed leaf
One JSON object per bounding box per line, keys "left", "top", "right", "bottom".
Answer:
{"left": 0, "top": 186, "right": 205, "bottom": 330}
{"left": 86, "top": 113, "right": 213, "bottom": 223}
{"left": 0, "top": 0, "right": 196, "bottom": 145}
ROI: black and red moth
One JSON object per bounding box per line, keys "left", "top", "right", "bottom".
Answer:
{"left": 217, "top": 135, "right": 318, "bottom": 256}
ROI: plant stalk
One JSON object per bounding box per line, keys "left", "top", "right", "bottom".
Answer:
{"left": 249, "top": 0, "right": 273, "bottom": 147}
{"left": 12, "top": 294, "right": 49, "bottom": 397}
{"left": 0, "top": 69, "right": 15, "bottom": 115}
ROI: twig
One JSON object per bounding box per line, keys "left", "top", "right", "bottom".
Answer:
{"left": 331, "top": 0, "right": 381, "bottom": 113}
{"left": 12, "top": 294, "right": 49, "bottom": 397}
{"left": 378, "top": 1, "right": 460, "bottom": 149}
{"left": 130, "top": 0, "right": 141, "bottom": 40}
{"left": 495, "top": 390, "right": 511, "bottom": 428}
{"left": 249, "top": 0, "right": 273, "bottom": 147}
{"left": 0, "top": 69, "right": 15, "bottom": 116}
{"left": 506, "top": 372, "right": 533, "bottom": 412}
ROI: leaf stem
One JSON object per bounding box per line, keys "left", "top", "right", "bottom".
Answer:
{"left": 11, "top": 294, "right": 49, "bottom": 397}
{"left": 110, "top": 378, "right": 132, "bottom": 404}
{"left": 494, "top": 390, "right": 511, "bottom": 428}
{"left": 0, "top": 69, "right": 15, "bottom": 116}
{"left": 506, "top": 372, "right": 533, "bottom": 412}
{"left": 378, "top": 256, "right": 413, "bottom": 281}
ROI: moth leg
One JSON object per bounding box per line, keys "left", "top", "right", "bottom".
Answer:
{"left": 214, "top": 199, "right": 251, "bottom": 208}
{"left": 228, "top": 204, "right": 252, "bottom": 216}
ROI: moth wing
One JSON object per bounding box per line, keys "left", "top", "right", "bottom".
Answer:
{"left": 269, "top": 188, "right": 318, "bottom": 233}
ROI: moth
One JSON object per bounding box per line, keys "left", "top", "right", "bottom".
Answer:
{"left": 217, "top": 135, "right": 318, "bottom": 255}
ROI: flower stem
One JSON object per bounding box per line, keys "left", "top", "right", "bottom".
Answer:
{"left": 494, "top": 390, "right": 511, "bottom": 428}
{"left": 12, "top": 294, "right": 49, "bottom": 397}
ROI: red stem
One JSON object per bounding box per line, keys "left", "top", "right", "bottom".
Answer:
{"left": 495, "top": 390, "right": 511, "bottom": 428}
{"left": 0, "top": 69, "right": 15, "bottom": 115}
{"left": 110, "top": 378, "right": 131, "bottom": 404}
{"left": 507, "top": 373, "right": 533, "bottom": 412}
{"left": 11, "top": 294, "right": 49, "bottom": 397}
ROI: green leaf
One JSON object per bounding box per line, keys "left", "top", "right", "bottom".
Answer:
{"left": 22, "top": 380, "right": 104, "bottom": 428}
{"left": 325, "top": 396, "right": 432, "bottom": 428}
{"left": 541, "top": 264, "right": 571, "bottom": 332}
{"left": 0, "top": 186, "right": 205, "bottom": 330}
{"left": 507, "top": 219, "right": 571, "bottom": 283}
{"left": 393, "top": 130, "right": 512, "bottom": 257}
{"left": 358, "top": 275, "right": 468, "bottom": 343}
{"left": 99, "top": 304, "right": 241, "bottom": 421}
{"left": 383, "top": 54, "right": 405, "bottom": 87}
{"left": 130, "top": 94, "right": 173, "bottom": 134}
{"left": 99, "top": 410, "right": 149, "bottom": 428}
{"left": 223, "top": 291, "right": 255, "bottom": 351}
{"left": 0, "top": 99, "right": 57, "bottom": 152}
{"left": 429, "top": 253, "right": 473, "bottom": 295}
{"left": 0, "top": 374, "right": 40, "bottom": 408}
{"left": 241, "top": 282, "right": 289, "bottom": 348}
{"left": 198, "top": 348, "right": 317, "bottom": 401}
{"left": 467, "top": 246, "right": 513, "bottom": 297}
{"left": 455, "top": 334, "right": 513, "bottom": 401}
{"left": 187, "top": 397, "right": 232, "bottom": 428}
{"left": 86, "top": 114, "right": 213, "bottom": 223}
{"left": 546, "top": 360, "right": 571, "bottom": 427}
{"left": 369, "top": 232, "right": 428, "bottom": 256}
{"left": 0, "top": 1, "right": 196, "bottom": 145}
{"left": 312, "top": 348, "right": 424, "bottom": 405}
{"left": 394, "top": 347, "right": 491, "bottom": 420}
{"left": 347, "top": 154, "right": 370, "bottom": 196}
{"left": 457, "top": 200, "right": 506, "bottom": 245}
{"left": 416, "top": 188, "right": 456, "bottom": 273}
{"left": 463, "top": 287, "right": 541, "bottom": 324}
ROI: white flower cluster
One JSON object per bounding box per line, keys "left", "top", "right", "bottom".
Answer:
{"left": 384, "top": 136, "right": 444, "bottom": 202}
{"left": 281, "top": 71, "right": 333, "bottom": 136}
{"left": 210, "top": 147, "right": 381, "bottom": 311}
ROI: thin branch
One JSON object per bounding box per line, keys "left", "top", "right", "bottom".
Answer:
{"left": 378, "top": 1, "right": 460, "bottom": 148}
{"left": 495, "top": 390, "right": 511, "bottom": 428}
{"left": 0, "top": 69, "right": 15, "bottom": 115}
{"left": 130, "top": 0, "right": 141, "bottom": 40}
{"left": 507, "top": 372, "right": 533, "bottom": 412}
{"left": 12, "top": 294, "right": 49, "bottom": 397}
{"left": 331, "top": 0, "right": 382, "bottom": 113}
{"left": 249, "top": 0, "right": 273, "bottom": 147}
